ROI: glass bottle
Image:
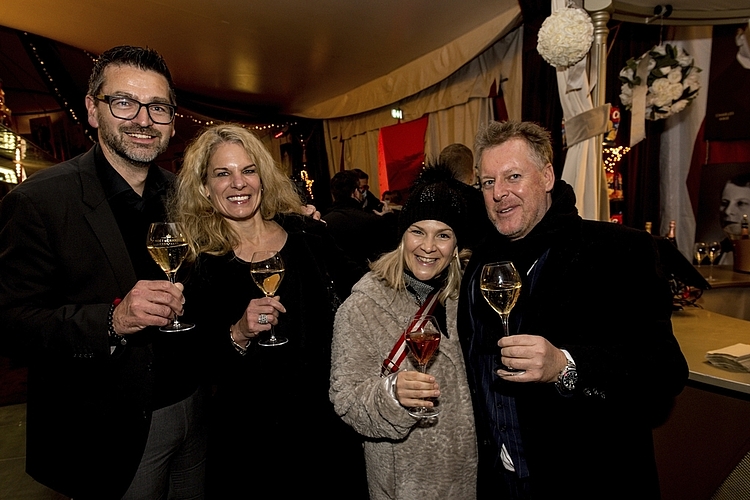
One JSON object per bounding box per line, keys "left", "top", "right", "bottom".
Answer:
{"left": 666, "top": 220, "right": 676, "bottom": 245}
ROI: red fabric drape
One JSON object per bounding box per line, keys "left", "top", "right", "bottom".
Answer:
{"left": 377, "top": 115, "right": 429, "bottom": 202}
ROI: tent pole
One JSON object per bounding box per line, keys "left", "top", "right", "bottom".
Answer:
{"left": 585, "top": 0, "right": 613, "bottom": 221}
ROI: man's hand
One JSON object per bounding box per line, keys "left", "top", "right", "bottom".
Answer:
{"left": 112, "top": 280, "right": 185, "bottom": 334}
{"left": 496, "top": 334, "right": 567, "bottom": 383}
{"left": 373, "top": 201, "right": 393, "bottom": 216}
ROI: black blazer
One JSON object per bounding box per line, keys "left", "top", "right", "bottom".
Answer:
{"left": 459, "top": 214, "right": 689, "bottom": 499}
{"left": 0, "top": 145, "right": 173, "bottom": 498}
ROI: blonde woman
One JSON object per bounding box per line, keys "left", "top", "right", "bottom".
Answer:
{"left": 172, "top": 123, "right": 367, "bottom": 498}
{"left": 330, "top": 165, "right": 478, "bottom": 499}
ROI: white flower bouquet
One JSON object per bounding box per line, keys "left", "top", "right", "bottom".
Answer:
{"left": 537, "top": 7, "right": 594, "bottom": 69}
{"left": 619, "top": 43, "right": 701, "bottom": 121}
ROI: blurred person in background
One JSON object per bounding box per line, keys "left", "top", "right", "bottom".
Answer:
{"left": 352, "top": 167, "right": 385, "bottom": 213}
{"left": 324, "top": 169, "right": 398, "bottom": 273}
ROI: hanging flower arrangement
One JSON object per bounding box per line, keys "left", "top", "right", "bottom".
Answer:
{"left": 536, "top": 7, "right": 594, "bottom": 69}
{"left": 619, "top": 44, "right": 701, "bottom": 121}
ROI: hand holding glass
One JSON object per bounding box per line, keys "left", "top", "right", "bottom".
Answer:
{"left": 146, "top": 222, "right": 194, "bottom": 332}
{"left": 404, "top": 314, "right": 441, "bottom": 418}
{"left": 480, "top": 261, "right": 522, "bottom": 373}
{"left": 250, "top": 251, "right": 287, "bottom": 347}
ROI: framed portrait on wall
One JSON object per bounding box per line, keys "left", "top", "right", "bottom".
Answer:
{"left": 696, "top": 163, "right": 750, "bottom": 260}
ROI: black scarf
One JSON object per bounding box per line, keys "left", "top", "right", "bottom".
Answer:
{"left": 483, "top": 180, "right": 580, "bottom": 276}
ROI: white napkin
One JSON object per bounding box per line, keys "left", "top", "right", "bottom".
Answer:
{"left": 706, "top": 343, "right": 750, "bottom": 372}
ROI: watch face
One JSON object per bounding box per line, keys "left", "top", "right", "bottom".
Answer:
{"left": 562, "top": 369, "right": 578, "bottom": 390}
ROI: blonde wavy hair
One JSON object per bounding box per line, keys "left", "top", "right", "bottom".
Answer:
{"left": 170, "top": 123, "right": 304, "bottom": 261}
{"left": 369, "top": 235, "right": 471, "bottom": 305}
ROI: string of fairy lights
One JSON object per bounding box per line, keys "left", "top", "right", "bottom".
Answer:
{"left": 11, "top": 42, "right": 308, "bottom": 192}
{"left": 13, "top": 42, "right": 629, "bottom": 204}
{"left": 603, "top": 145, "right": 631, "bottom": 174}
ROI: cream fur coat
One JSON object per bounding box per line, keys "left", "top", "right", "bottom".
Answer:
{"left": 330, "top": 272, "right": 478, "bottom": 500}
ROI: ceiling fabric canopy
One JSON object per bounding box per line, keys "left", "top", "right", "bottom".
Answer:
{"left": 0, "top": 0, "right": 522, "bottom": 122}
{"left": 325, "top": 23, "right": 523, "bottom": 143}
{"left": 298, "top": 6, "right": 522, "bottom": 119}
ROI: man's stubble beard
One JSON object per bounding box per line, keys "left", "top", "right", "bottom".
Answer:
{"left": 98, "top": 120, "right": 169, "bottom": 168}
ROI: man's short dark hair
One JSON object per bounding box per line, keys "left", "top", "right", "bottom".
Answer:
{"left": 351, "top": 168, "right": 369, "bottom": 181}
{"left": 330, "top": 170, "right": 360, "bottom": 202}
{"left": 728, "top": 172, "right": 750, "bottom": 189}
{"left": 88, "top": 45, "right": 176, "bottom": 104}
{"left": 439, "top": 143, "right": 474, "bottom": 183}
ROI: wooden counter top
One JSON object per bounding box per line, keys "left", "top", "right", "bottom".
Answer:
{"left": 695, "top": 264, "right": 750, "bottom": 289}
{"left": 671, "top": 307, "right": 750, "bottom": 395}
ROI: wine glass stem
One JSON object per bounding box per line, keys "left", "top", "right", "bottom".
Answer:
{"left": 500, "top": 314, "right": 511, "bottom": 337}
{"left": 265, "top": 293, "right": 277, "bottom": 341}
{"left": 167, "top": 273, "right": 180, "bottom": 327}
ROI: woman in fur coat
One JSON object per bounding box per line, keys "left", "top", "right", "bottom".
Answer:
{"left": 330, "top": 165, "right": 478, "bottom": 500}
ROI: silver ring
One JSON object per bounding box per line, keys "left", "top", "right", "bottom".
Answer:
{"left": 258, "top": 313, "right": 268, "bottom": 325}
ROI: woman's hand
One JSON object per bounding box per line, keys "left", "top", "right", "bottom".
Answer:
{"left": 301, "top": 204, "right": 322, "bottom": 220}
{"left": 231, "top": 295, "right": 286, "bottom": 341}
{"left": 394, "top": 370, "right": 440, "bottom": 409}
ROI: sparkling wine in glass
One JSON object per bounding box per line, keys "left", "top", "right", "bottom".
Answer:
{"left": 480, "top": 261, "right": 523, "bottom": 373}
{"left": 693, "top": 242, "right": 707, "bottom": 267}
{"left": 707, "top": 241, "right": 722, "bottom": 281}
{"left": 250, "top": 251, "right": 287, "bottom": 347}
{"left": 147, "top": 222, "right": 194, "bottom": 332}
{"left": 404, "top": 314, "right": 441, "bottom": 418}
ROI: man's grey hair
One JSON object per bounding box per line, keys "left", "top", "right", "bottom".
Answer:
{"left": 474, "top": 120, "right": 553, "bottom": 171}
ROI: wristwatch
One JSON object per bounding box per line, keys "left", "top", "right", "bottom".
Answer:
{"left": 555, "top": 349, "right": 577, "bottom": 393}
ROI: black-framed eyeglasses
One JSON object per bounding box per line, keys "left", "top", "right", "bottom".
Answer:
{"left": 94, "top": 95, "right": 176, "bottom": 124}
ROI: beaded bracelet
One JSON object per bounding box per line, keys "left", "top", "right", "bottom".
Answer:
{"left": 108, "top": 298, "right": 127, "bottom": 347}
{"left": 229, "top": 326, "right": 249, "bottom": 356}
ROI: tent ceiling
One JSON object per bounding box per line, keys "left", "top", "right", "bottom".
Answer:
{"left": 1, "top": 1, "right": 749, "bottom": 122}
{"left": 0, "top": 0, "right": 517, "bottom": 120}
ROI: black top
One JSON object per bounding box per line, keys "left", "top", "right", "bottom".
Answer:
{"left": 181, "top": 214, "right": 368, "bottom": 498}
{"left": 94, "top": 146, "right": 198, "bottom": 410}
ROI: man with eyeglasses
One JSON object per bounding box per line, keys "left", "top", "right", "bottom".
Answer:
{"left": 351, "top": 168, "right": 385, "bottom": 214}
{"left": 0, "top": 46, "right": 206, "bottom": 499}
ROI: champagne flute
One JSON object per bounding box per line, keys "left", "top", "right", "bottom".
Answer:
{"left": 707, "top": 241, "right": 722, "bottom": 281}
{"left": 480, "top": 261, "right": 522, "bottom": 373}
{"left": 404, "top": 314, "right": 442, "bottom": 418}
{"left": 693, "top": 242, "right": 707, "bottom": 267}
{"left": 146, "top": 222, "right": 194, "bottom": 332}
{"left": 250, "top": 251, "right": 288, "bottom": 347}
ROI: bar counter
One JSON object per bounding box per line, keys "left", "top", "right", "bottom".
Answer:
{"left": 654, "top": 291, "right": 750, "bottom": 499}
{"left": 671, "top": 307, "right": 750, "bottom": 394}
{"left": 695, "top": 265, "right": 750, "bottom": 321}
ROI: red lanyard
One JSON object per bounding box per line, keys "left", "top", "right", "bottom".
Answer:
{"left": 380, "top": 292, "right": 440, "bottom": 377}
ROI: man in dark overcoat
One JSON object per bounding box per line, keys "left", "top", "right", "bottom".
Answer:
{"left": 459, "top": 120, "right": 688, "bottom": 499}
